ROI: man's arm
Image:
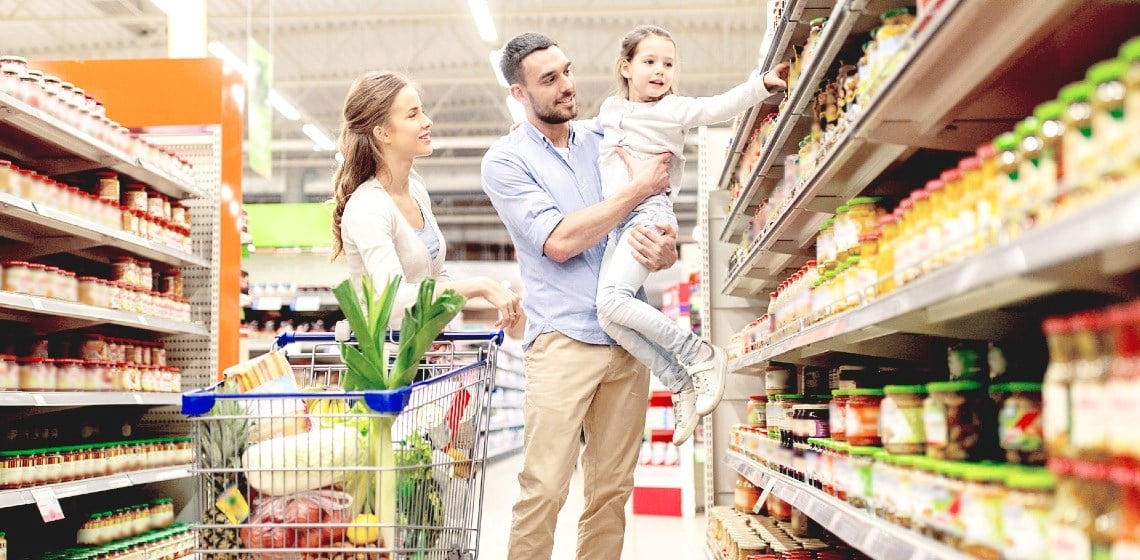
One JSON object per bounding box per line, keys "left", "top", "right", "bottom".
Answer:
{"left": 542, "top": 150, "right": 671, "bottom": 263}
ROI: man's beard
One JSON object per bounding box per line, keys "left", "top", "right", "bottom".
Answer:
{"left": 530, "top": 92, "right": 577, "bottom": 125}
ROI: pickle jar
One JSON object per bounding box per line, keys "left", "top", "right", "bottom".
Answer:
{"left": 924, "top": 380, "right": 988, "bottom": 461}
{"left": 1088, "top": 59, "right": 1128, "bottom": 185}
{"left": 881, "top": 384, "right": 928, "bottom": 454}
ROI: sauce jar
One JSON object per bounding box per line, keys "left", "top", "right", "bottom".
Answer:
{"left": 0, "top": 355, "right": 17, "bottom": 391}
{"left": 845, "top": 388, "right": 884, "bottom": 447}
{"left": 95, "top": 170, "right": 119, "bottom": 202}
{"left": 924, "top": 380, "right": 988, "bottom": 461}
{"left": 2, "top": 261, "right": 30, "bottom": 294}
{"left": 1122, "top": 38, "right": 1140, "bottom": 175}
{"left": 829, "top": 389, "right": 850, "bottom": 442}
{"left": 1059, "top": 81, "right": 1095, "bottom": 202}
{"left": 734, "top": 474, "right": 761, "bottom": 513}
{"left": 1002, "top": 467, "right": 1055, "bottom": 560}
{"left": 881, "top": 384, "right": 927, "bottom": 454}
{"left": 56, "top": 358, "right": 85, "bottom": 391}
{"left": 1043, "top": 315, "right": 1078, "bottom": 458}
{"left": 959, "top": 463, "right": 1009, "bottom": 559}
{"left": 121, "top": 183, "right": 148, "bottom": 212}
{"left": 846, "top": 445, "right": 877, "bottom": 511}
{"left": 791, "top": 403, "right": 829, "bottom": 444}
{"left": 747, "top": 395, "right": 768, "bottom": 430}
{"left": 1033, "top": 100, "right": 1067, "bottom": 222}
{"left": 18, "top": 356, "right": 55, "bottom": 391}
{"left": 995, "top": 381, "right": 1045, "bottom": 465}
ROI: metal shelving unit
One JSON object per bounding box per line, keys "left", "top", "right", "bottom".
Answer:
{"left": 0, "top": 465, "right": 193, "bottom": 509}
{"left": 725, "top": 451, "right": 971, "bottom": 560}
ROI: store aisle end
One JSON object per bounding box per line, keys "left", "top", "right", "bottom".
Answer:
{"left": 480, "top": 452, "right": 708, "bottom": 559}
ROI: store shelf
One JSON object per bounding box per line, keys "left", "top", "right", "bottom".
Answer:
{"left": 0, "top": 93, "right": 203, "bottom": 200}
{"left": 0, "top": 290, "right": 208, "bottom": 336}
{"left": 0, "top": 391, "right": 181, "bottom": 407}
{"left": 0, "top": 465, "right": 192, "bottom": 509}
{"left": 737, "top": 0, "right": 1098, "bottom": 260}
{"left": 731, "top": 185, "right": 1140, "bottom": 369}
{"left": 245, "top": 292, "right": 339, "bottom": 312}
{"left": 486, "top": 444, "right": 523, "bottom": 462}
{"left": 726, "top": 451, "right": 970, "bottom": 560}
{"left": 0, "top": 192, "right": 208, "bottom": 268}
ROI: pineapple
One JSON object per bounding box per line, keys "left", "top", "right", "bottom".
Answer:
{"left": 197, "top": 399, "right": 253, "bottom": 560}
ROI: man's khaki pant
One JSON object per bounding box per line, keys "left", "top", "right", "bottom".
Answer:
{"left": 506, "top": 332, "right": 650, "bottom": 560}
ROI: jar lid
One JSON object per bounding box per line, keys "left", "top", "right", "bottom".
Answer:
{"left": 1006, "top": 467, "right": 1056, "bottom": 490}
{"left": 924, "top": 179, "right": 945, "bottom": 192}
{"left": 1015, "top": 116, "right": 1041, "bottom": 138}
{"left": 831, "top": 388, "right": 849, "bottom": 396}
{"left": 810, "top": 16, "right": 828, "bottom": 26}
{"left": 793, "top": 404, "right": 829, "bottom": 410}
{"left": 1121, "top": 36, "right": 1140, "bottom": 62}
{"left": 847, "top": 196, "right": 882, "bottom": 206}
{"left": 846, "top": 256, "right": 860, "bottom": 265}
{"left": 772, "top": 393, "right": 805, "bottom": 400}
{"left": 993, "top": 132, "right": 1019, "bottom": 152}
{"left": 1087, "top": 58, "right": 1126, "bottom": 84}
{"left": 1058, "top": 81, "right": 1093, "bottom": 103}
{"left": 883, "top": 384, "right": 928, "bottom": 395}
{"left": 926, "top": 380, "right": 982, "bottom": 392}
{"left": 1071, "top": 459, "right": 1111, "bottom": 481}
{"left": 824, "top": 217, "right": 835, "bottom": 227}
{"left": 881, "top": 7, "right": 912, "bottom": 20}
{"left": 1033, "top": 100, "right": 1065, "bottom": 124}
{"left": 961, "top": 463, "right": 1011, "bottom": 482}
{"left": 846, "top": 388, "right": 885, "bottom": 396}
{"left": 1001, "top": 381, "right": 1043, "bottom": 394}
{"left": 934, "top": 460, "right": 968, "bottom": 477}
{"left": 749, "top": 394, "right": 768, "bottom": 401}
{"left": 848, "top": 445, "right": 879, "bottom": 456}
{"left": 836, "top": 205, "right": 850, "bottom": 214}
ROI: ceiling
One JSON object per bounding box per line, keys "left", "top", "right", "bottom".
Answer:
{"left": 1, "top": 0, "right": 767, "bottom": 246}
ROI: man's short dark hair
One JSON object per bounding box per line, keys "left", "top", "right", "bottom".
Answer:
{"left": 501, "top": 32, "right": 558, "bottom": 86}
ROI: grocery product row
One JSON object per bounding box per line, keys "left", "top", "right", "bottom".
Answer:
{"left": 39, "top": 524, "right": 196, "bottom": 560}
{"left": 707, "top": 504, "right": 873, "bottom": 560}
{"left": 0, "top": 358, "right": 182, "bottom": 393}
{"left": 1, "top": 259, "right": 190, "bottom": 322}
{"left": 0, "top": 56, "right": 197, "bottom": 196}
{"left": 76, "top": 499, "right": 177, "bottom": 546}
{"left": 0, "top": 437, "right": 194, "bottom": 491}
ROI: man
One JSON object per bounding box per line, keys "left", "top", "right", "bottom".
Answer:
{"left": 481, "top": 32, "right": 677, "bottom": 559}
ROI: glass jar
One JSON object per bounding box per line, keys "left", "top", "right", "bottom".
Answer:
{"left": 1043, "top": 315, "right": 1077, "bottom": 458}
{"left": 747, "top": 395, "right": 768, "bottom": 430}
{"left": 1059, "top": 81, "right": 1095, "bottom": 203}
{"left": 993, "top": 381, "right": 1045, "bottom": 465}
{"left": 56, "top": 358, "right": 85, "bottom": 391}
{"left": 875, "top": 214, "right": 898, "bottom": 296}
{"left": 1034, "top": 100, "right": 1067, "bottom": 219}
{"left": 924, "top": 380, "right": 987, "bottom": 461}
{"left": 818, "top": 218, "right": 837, "bottom": 274}
{"left": 870, "top": 450, "right": 895, "bottom": 520}
{"left": 0, "top": 355, "right": 16, "bottom": 391}
{"left": 792, "top": 404, "right": 829, "bottom": 444}
{"left": 1002, "top": 467, "right": 1055, "bottom": 560}
{"left": 845, "top": 388, "right": 884, "bottom": 447}
{"left": 1070, "top": 310, "right": 1112, "bottom": 460}
{"left": 1122, "top": 37, "right": 1140, "bottom": 175}
{"left": 881, "top": 384, "right": 927, "bottom": 454}
{"left": 1088, "top": 59, "right": 1128, "bottom": 186}
{"left": 847, "top": 445, "right": 877, "bottom": 511}
{"left": 1107, "top": 302, "right": 1140, "bottom": 460}
{"left": 1051, "top": 459, "right": 1119, "bottom": 560}
{"left": 829, "top": 389, "right": 850, "bottom": 442}
{"left": 800, "top": 17, "right": 829, "bottom": 80}
{"left": 734, "top": 474, "right": 761, "bottom": 513}
{"left": 777, "top": 394, "right": 805, "bottom": 447}
{"left": 959, "top": 463, "right": 1009, "bottom": 559}
{"left": 18, "top": 357, "right": 54, "bottom": 391}
{"left": 122, "top": 183, "right": 148, "bottom": 212}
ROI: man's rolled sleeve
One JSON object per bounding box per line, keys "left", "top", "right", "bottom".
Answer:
{"left": 481, "top": 152, "right": 564, "bottom": 257}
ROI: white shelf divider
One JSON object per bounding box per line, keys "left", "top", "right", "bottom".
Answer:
{"left": 0, "top": 465, "right": 192, "bottom": 509}
{"left": 0, "top": 289, "right": 208, "bottom": 336}
{"left": 0, "top": 391, "right": 181, "bottom": 407}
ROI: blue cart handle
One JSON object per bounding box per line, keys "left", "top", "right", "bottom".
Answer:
{"left": 275, "top": 329, "right": 504, "bottom": 347}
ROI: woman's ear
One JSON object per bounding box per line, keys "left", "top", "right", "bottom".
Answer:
{"left": 372, "top": 125, "right": 389, "bottom": 145}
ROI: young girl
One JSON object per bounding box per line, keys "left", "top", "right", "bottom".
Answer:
{"left": 595, "top": 25, "right": 789, "bottom": 445}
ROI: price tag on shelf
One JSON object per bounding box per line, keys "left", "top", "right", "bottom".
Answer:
{"left": 752, "top": 477, "right": 777, "bottom": 514}
{"left": 31, "top": 394, "right": 46, "bottom": 406}
{"left": 291, "top": 295, "right": 321, "bottom": 312}
{"left": 133, "top": 393, "right": 145, "bottom": 404}
{"left": 31, "top": 298, "right": 45, "bottom": 311}
{"left": 252, "top": 297, "right": 283, "bottom": 311}
{"left": 30, "top": 487, "right": 64, "bottom": 522}
{"left": 136, "top": 315, "right": 149, "bottom": 326}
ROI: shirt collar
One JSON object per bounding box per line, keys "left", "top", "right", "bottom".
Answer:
{"left": 521, "top": 120, "right": 579, "bottom": 148}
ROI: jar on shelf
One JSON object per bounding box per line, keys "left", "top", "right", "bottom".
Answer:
{"left": 1059, "top": 81, "right": 1095, "bottom": 203}
{"left": 959, "top": 463, "right": 1010, "bottom": 559}
{"left": 1106, "top": 302, "right": 1140, "bottom": 461}
{"left": 1002, "top": 466, "right": 1055, "bottom": 560}
{"left": 765, "top": 364, "right": 793, "bottom": 396}
{"left": 1043, "top": 315, "right": 1078, "bottom": 458}
{"left": 1048, "top": 459, "right": 1119, "bottom": 559}
{"left": 845, "top": 388, "right": 884, "bottom": 447}
{"left": 1088, "top": 59, "right": 1128, "bottom": 185}
{"left": 122, "top": 183, "right": 148, "bottom": 212}
{"left": 747, "top": 395, "right": 768, "bottom": 430}
{"left": 1121, "top": 38, "right": 1140, "bottom": 174}
{"left": 0, "top": 355, "right": 16, "bottom": 391}
{"left": 881, "top": 384, "right": 927, "bottom": 454}
{"left": 924, "top": 380, "right": 988, "bottom": 461}
{"left": 56, "top": 358, "right": 85, "bottom": 391}
{"left": 995, "top": 381, "right": 1045, "bottom": 465}
{"left": 791, "top": 403, "right": 829, "bottom": 444}
{"left": 734, "top": 474, "right": 761, "bottom": 513}
{"left": 18, "top": 356, "right": 55, "bottom": 391}
{"left": 846, "top": 445, "right": 877, "bottom": 511}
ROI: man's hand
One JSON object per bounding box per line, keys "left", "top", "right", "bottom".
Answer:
{"left": 764, "top": 61, "right": 791, "bottom": 91}
{"left": 615, "top": 147, "right": 671, "bottom": 201}
{"left": 629, "top": 223, "right": 678, "bottom": 272}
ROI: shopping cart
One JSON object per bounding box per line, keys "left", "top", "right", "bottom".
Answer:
{"left": 182, "top": 330, "right": 501, "bottom": 560}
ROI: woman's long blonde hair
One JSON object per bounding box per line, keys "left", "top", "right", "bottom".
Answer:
{"left": 330, "top": 71, "right": 411, "bottom": 260}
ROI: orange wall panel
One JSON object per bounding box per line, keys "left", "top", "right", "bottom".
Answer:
{"left": 36, "top": 58, "right": 244, "bottom": 378}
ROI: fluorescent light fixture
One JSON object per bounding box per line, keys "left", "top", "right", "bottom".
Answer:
{"left": 302, "top": 123, "right": 337, "bottom": 151}
{"left": 268, "top": 90, "right": 301, "bottom": 121}
{"left": 468, "top": 0, "right": 498, "bottom": 43}
{"left": 207, "top": 41, "right": 248, "bottom": 79}
{"left": 489, "top": 50, "right": 509, "bottom": 88}
{"left": 505, "top": 95, "right": 525, "bottom": 124}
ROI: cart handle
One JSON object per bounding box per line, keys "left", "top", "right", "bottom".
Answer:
{"left": 275, "top": 329, "right": 504, "bottom": 347}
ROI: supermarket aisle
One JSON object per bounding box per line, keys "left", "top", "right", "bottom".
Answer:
{"left": 479, "top": 452, "right": 708, "bottom": 559}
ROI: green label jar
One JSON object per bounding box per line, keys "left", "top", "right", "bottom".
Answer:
{"left": 882, "top": 384, "right": 929, "bottom": 454}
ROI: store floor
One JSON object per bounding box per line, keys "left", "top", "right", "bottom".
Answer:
{"left": 478, "top": 451, "right": 708, "bottom": 559}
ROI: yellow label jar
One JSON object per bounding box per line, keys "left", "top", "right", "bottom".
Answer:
{"left": 1088, "top": 59, "right": 1128, "bottom": 186}
{"left": 1059, "top": 81, "right": 1095, "bottom": 202}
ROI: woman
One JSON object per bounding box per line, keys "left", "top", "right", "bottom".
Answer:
{"left": 331, "top": 71, "right": 522, "bottom": 329}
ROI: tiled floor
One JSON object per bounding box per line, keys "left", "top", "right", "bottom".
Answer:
{"left": 478, "top": 451, "right": 708, "bottom": 559}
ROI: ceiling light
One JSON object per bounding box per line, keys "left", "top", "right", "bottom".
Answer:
{"left": 489, "top": 50, "right": 509, "bottom": 88}
{"left": 468, "top": 0, "right": 498, "bottom": 43}
{"left": 268, "top": 90, "right": 301, "bottom": 121}
{"left": 302, "top": 123, "right": 337, "bottom": 151}
{"left": 207, "top": 41, "right": 248, "bottom": 79}
{"left": 505, "top": 95, "right": 526, "bottom": 124}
